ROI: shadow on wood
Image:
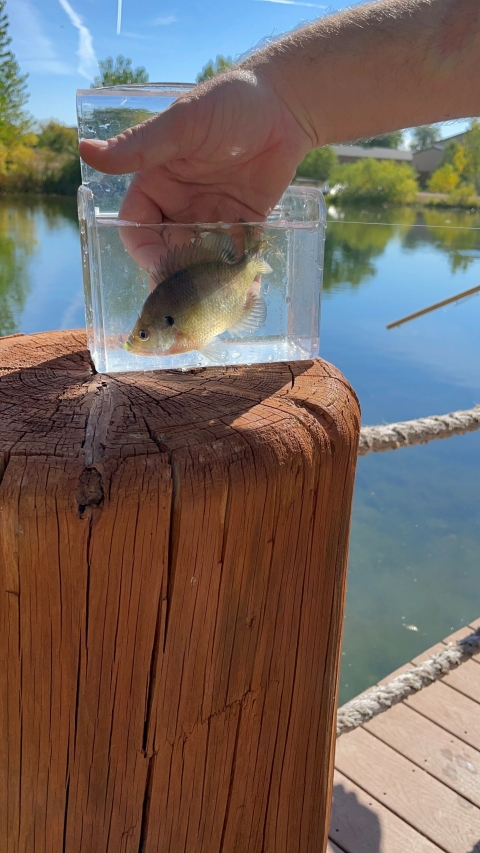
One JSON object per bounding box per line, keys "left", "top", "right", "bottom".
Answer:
{"left": 0, "top": 330, "right": 360, "bottom": 853}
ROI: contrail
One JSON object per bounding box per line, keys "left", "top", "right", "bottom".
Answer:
{"left": 58, "top": 0, "right": 97, "bottom": 79}
{"left": 254, "top": 0, "right": 326, "bottom": 6}
{"left": 117, "top": 0, "right": 123, "bottom": 34}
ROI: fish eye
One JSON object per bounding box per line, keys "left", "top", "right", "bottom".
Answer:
{"left": 138, "top": 329, "right": 149, "bottom": 341}
{"left": 165, "top": 316, "right": 174, "bottom": 326}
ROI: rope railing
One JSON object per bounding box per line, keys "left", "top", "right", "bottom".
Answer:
{"left": 359, "top": 404, "right": 480, "bottom": 455}
{"left": 337, "top": 625, "right": 480, "bottom": 737}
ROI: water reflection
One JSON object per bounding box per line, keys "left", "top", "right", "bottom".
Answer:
{"left": 326, "top": 205, "right": 480, "bottom": 289}
{"left": 0, "top": 196, "right": 82, "bottom": 337}
{"left": 0, "top": 200, "right": 37, "bottom": 336}
{"left": 323, "top": 205, "right": 480, "bottom": 706}
{"left": 404, "top": 208, "right": 480, "bottom": 273}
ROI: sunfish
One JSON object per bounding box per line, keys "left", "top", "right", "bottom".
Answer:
{"left": 124, "top": 229, "right": 271, "bottom": 358}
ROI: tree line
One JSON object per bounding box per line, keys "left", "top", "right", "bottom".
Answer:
{"left": 2, "top": 8, "right": 480, "bottom": 207}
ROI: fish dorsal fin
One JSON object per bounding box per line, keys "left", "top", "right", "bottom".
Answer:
{"left": 153, "top": 232, "right": 239, "bottom": 284}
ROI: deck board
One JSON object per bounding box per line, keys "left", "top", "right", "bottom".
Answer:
{"left": 441, "top": 659, "right": 480, "bottom": 703}
{"left": 406, "top": 681, "right": 480, "bottom": 751}
{"left": 327, "top": 841, "right": 346, "bottom": 853}
{"left": 330, "top": 620, "right": 480, "bottom": 853}
{"left": 335, "top": 727, "right": 480, "bottom": 853}
{"left": 363, "top": 701, "right": 480, "bottom": 807}
{"left": 330, "top": 770, "right": 443, "bottom": 853}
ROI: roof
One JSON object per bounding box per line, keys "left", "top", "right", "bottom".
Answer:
{"left": 331, "top": 144, "right": 413, "bottom": 161}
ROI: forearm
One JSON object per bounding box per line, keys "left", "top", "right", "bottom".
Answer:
{"left": 242, "top": 0, "right": 480, "bottom": 146}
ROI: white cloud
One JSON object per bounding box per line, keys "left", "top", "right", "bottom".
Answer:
{"left": 254, "top": 0, "right": 326, "bottom": 6}
{"left": 152, "top": 15, "right": 177, "bottom": 25}
{"left": 58, "top": 0, "right": 98, "bottom": 80}
{"left": 8, "top": 0, "right": 71, "bottom": 75}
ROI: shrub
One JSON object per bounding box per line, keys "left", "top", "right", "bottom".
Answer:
{"left": 332, "top": 159, "right": 419, "bottom": 204}
{"left": 296, "top": 146, "right": 338, "bottom": 182}
{"left": 36, "top": 121, "right": 77, "bottom": 156}
{"left": 447, "top": 183, "right": 478, "bottom": 207}
{"left": 427, "top": 163, "right": 460, "bottom": 193}
{"left": 42, "top": 156, "right": 82, "bottom": 195}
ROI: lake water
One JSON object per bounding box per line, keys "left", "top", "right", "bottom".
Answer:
{"left": 2, "top": 195, "right": 479, "bottom": 704}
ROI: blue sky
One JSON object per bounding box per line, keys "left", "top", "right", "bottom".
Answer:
{"left": 9, "top": 0, "right": 471, "bottom": 139}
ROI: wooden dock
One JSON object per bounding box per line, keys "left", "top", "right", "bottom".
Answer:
{"left": 328, "top": 617, "right": 480, "bottom": 853}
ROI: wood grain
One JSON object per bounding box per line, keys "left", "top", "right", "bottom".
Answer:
{"left": 335, "top": 727, "right": 480, "bottom": 853}
{"left": 0, "top": 330, "right": 360, "bottom": 853}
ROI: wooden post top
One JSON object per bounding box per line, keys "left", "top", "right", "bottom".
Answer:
{"left": 0, "top": 329, "right": 360, "bottom": 498}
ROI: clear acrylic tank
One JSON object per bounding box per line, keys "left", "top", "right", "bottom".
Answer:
{"left": 77, "top": 84, "right": 326, "bottom": 374}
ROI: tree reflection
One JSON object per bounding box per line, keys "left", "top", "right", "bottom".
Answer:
{"left": 402, "top": 208, "right": 480, "bottom": 272}
{"left": 0, "top": 199, "right": 37, "bottom": 336}
{"left": 326, "top": 205, "right": 480, "bottom": 289}
{"left": 324, "top": 206, "right": 416, "bottom": 291}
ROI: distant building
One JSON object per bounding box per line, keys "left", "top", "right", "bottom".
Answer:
{"left": 412, "top": 131, "right": 468, "bottom": 186}
{"left": 296, "top": 131, "right": 470, "bottom": 188}
{"left": 331, "top": 144, "right": 413, "bottom": 164}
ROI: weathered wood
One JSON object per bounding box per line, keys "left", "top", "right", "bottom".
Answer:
{"left": 364, "top": 702, "right": 480, "bottom": 807}
{"left": 335, "top": 727, "right": 480, "bottom": 853}
{"left": 0, "top": 330, "right": 360, "bottom": 853}
{"left": 441, "top": 659, "right": 480, "bottom": 703}
{"left": 406, "top": 681, "right": 480, "bottom": 751}
{"left": 330, "top": 770, "right": 443, "bottom": 853}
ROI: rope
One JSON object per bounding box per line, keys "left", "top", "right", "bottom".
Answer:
{"left": 359, "top": 404, "right": 480, "bottom": 455}
{"left": 337, "top": 626, "right": 480, "bottom": 737}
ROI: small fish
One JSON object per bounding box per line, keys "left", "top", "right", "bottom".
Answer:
{"left": 124, "top": 229, "right": 271, "bottom": 358}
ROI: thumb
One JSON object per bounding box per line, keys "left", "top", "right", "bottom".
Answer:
{"left": 78, "top": 102, "right": 188, "bottom": 175}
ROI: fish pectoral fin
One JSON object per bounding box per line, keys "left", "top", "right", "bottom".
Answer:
{"left": 199, "top": 337, "right": 229, "bottom": 363}
{"left": 227, "top": 293, "right": 268, "bottom": 337}
{"left": 256, "top": 260, "right": 273, "bottom": 275}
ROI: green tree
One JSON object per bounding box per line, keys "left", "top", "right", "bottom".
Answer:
{"left": 411, "top": 125, "right": 441, "bottom": 151}
{"left": 0, "top": 0, "right": 29, "bottom": 137}
{"left": 440, "top": 140, "right": 462, "bottom": 168}
{"left": 357, "top": 131, "right": 404, "bottom": 149}
{"left": 332, "top": 159, "right": 419, "bottom": 205}
{"left": 296, "top": 146, "right": 338, "bottom": 182}
{"left": 461, "top": 119, "right": 480, "bottom": 192}
{"left": 0, "top": 0, "right": 36, "bottom": 174}
{"left": 92, "top": 55, "right": 149, "bottom": 87}
{"left": 36, "top": 120, "right": 77, "bottom": 155}
{"left": 427, "top": 163, "right": 459, "bottom": 193}
{"left": 196, "top": 55, "right": 233, "bottom": 84}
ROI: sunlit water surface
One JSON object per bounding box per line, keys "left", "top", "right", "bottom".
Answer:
{"left": 2, "top": 196, "right": 479, "bottom": 704}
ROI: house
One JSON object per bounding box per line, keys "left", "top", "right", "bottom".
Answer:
{"left": 412, "top": 131, "right": 467, "bottom": 185}
{"left": 330, "top": 144, "right": 413, "bottom": 165}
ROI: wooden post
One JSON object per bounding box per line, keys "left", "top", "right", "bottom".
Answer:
{"left": 0, "top": 330, "right": 359, "bottom": 853}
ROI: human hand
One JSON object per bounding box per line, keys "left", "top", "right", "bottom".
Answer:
{"left": 78, "top": 70, "right": 314, "bottom": 271}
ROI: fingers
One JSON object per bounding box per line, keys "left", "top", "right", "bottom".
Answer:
{"left": 78, "top": 102, "right": 187, "bottom": 175}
